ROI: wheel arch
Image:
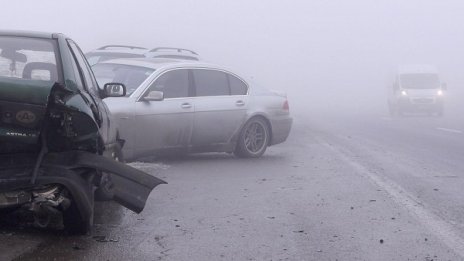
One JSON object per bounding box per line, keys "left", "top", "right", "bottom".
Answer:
{"left": 236, "top": 113, "right": 273, "bottom": 147}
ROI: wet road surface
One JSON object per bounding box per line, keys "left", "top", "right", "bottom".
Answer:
{"left": 1, "top": 105, "right": 464, "bottom": 260}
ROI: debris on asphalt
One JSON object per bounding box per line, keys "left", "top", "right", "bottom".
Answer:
{"left": 92, "top": 235, "right": 120, "bottom": 243}
{"left": 72, "top": 245, "right": 84, "bottom": 251}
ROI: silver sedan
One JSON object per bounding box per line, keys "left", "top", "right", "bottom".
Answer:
{"left": 93, "top": 58, "right": 292, "bottom": 161}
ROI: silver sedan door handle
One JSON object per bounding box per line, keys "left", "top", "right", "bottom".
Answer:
{"left": 181, "top": 103, "right": 192, "bottom": 109}
{"left": 236, "top": 100, "right": 245, "bottom": 107}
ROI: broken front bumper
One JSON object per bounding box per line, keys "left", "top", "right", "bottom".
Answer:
{"left": 0, "top": 151, "right": 166, "bottom": 229}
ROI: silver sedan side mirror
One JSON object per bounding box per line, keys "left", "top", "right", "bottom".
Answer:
{"left": 144, "top": 90, "right": 164, "bottom": 101}
{"left": 103, "top": 83, "right": 126, "bottom": 98}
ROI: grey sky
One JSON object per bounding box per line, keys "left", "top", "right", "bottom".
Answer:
{"left": 2, "top": 0, "right": 464, "bottom": 108}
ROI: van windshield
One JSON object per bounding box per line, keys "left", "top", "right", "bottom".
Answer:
{"left": 400, "top": 73, "right": 440, "bottom": 89}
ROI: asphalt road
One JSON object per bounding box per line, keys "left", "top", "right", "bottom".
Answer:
{"left": 1, "top": 103, "right": 464, "bottom": 260}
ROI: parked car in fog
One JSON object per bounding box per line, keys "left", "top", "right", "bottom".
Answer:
{"left": 145, "top": 47, "right": 200, "bottom": 61}
{"left": 85, "top": 45, "right": 148, "bottom": 66}
{"left": 388, "top": 64, "right": 446, "bottom": 116}
{"left": 93, "top": 58, "right": 292, "bottom": 160}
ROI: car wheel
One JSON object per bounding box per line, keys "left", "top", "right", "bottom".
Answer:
{"left": 234, "top": 117, "right": 270, "bottom": 158}
{"left": 63, "top": 187, "right": 93, "bottom": 235}
{"left": 63, "top": 200, "right": 91, "bottom": 235}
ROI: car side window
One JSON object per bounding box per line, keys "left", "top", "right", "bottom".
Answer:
{"left": 67, "top": 40, "right": 100, "bottom": 97}
{"left": 146, "top": 69, "right": 189, "bottom": 99}
{"left": 228, "top": 74, "right": 248, "bottom": 95}
{"left": 193, "top": 69, "right": 229, "bottom": 97}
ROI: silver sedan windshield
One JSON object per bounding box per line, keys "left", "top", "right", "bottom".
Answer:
{"left": 93, "top": 63, "right": 154, "bottom": 96}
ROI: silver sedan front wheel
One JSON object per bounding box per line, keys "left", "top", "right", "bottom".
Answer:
{"left": 235, "top": 117, "right": 270, "bottom": 158}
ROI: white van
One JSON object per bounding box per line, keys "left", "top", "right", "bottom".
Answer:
{"left": 387, "top": 64, "right": 446, "bottom": 116}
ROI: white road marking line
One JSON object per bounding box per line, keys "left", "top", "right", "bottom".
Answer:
{"left": 319, "top": 138, "right": 464, "bottom": 258}
{"left": 436, "top": 127, "right": 463, "bottom": 134}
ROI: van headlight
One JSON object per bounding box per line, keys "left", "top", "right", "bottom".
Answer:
{"left": 401, "top": 90, "right": 408, "bottom": 96}
{"left": 437, "top": 89, "right": 444, "bottom": 96}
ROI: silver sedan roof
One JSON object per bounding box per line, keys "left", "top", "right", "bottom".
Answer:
{"left": 96, "top": 58, "right": 252, "bottom": 98}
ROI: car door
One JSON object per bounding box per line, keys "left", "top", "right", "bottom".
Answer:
{"left": 190, "top": 69, "right": 249, "bottom": 149}
{"left": 134, "top": 69, "right": 194, "bottom": 157}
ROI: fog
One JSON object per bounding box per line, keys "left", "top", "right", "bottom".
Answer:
{"left": 3, "top": 2, "right": 464, "bottom": 258}
{"left": 3, "top": 0, "right": 464, "bottom": 114}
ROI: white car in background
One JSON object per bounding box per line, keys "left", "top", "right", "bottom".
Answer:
{"left": 388, "top": 64, "right": 447, "bottom": 116}
{"left": 93, "top": 58, "right": 292, "bottom": 160}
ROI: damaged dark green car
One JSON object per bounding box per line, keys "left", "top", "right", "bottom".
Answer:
{"left": 0, "top": 31, "right": 166, "bottom": 233}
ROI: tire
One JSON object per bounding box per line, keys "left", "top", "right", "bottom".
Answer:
{"left": 63, "top": 201, "right": 92, "bottom": 235}
{"left": 234, "top": 117, "right": 270, "bottom": 158}
{"left": 63, "top": 189, "right": 93, "bottom": 235}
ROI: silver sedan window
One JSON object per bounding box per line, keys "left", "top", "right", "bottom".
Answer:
{"left": 146, "top": 69, "right": 189, "bottom": 99}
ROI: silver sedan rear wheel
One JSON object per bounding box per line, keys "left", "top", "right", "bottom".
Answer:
{"left": 235, "top": 117, "right": 269, "bottom": 158}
